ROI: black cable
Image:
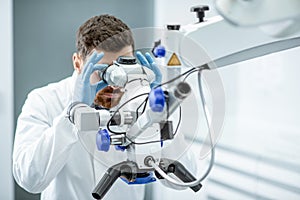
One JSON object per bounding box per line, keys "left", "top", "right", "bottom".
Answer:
{"left": 166, "top": 92, "right": 170, "bottom": 120}
{"left": 141, "top": 97, "right": 149, "bottom": 114}
{"left": 135, "top": 97, "right": 149, "bottom": 119}
{"left": 173, "top": 106, "right": 182, "bottom": 136}
{"left": 183, "top": 69, "right": 201, "bottom": 82}
{"left": 127, "top": 105, "right": 182, "bottom": 145}
{"left": 154, "top": 67, "right": 196, "bottom": 89}
{"left": 125, "top": 136, "right": 162, "bottom": 145}
{"left": 107, "top": 93, "right": 149, "bottom": 134}
{"left": 154, "top": 64, "right": 209, "bottom": 89}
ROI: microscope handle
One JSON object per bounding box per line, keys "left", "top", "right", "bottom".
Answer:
{"left": 92, "top": 168, "right": 121, "bottom": 199}
{"left": 171, "top": 161, "right": 202, "bottom": 192}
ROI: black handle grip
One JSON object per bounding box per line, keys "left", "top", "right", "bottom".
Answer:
{"left": 171, "top": 161, "right": 202, "bottom": 192}
{"left": 92, "top": 168, "right": 120, "bottom": 199}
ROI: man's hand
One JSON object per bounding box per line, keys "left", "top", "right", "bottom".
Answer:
{"left": 136, "top": 51, "right": 162, "bottom": 88}
{"left": 73, "top": 52, "right": 108, "bottom": 105}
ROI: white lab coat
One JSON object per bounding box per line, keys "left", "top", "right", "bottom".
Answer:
{"left": 12, "top": 72, "right": 145, "bottom": 200}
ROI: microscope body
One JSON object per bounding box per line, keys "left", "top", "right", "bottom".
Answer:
{"left": 69, "top": 56, "right": 200, "bottom": 199}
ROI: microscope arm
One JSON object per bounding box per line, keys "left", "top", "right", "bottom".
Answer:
{"left": 165, "top": 16, "right": 300, "bottom": 70}
{"left": 213, "top": 36, "right": 300, "bottom": 68}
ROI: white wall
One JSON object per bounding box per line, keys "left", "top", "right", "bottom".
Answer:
{"left": 152, "top": 1, "right": 300, "bottom": 200}
{"left": 0, "top": 0, "right": 14, "bottom": 199}
{"left": 203, "top": 47, "right": 300, "bottom": 200}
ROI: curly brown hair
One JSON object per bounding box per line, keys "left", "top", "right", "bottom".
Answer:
{"left": 76, "top": 14, "right": 134, "bottom": 60}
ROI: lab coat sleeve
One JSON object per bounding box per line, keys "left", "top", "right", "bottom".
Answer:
{"left": 12, "top": 90, "right": 78, "bottom": 193}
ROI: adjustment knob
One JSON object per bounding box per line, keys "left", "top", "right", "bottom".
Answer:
{"left": 96, "top": 129, "right": 110, "bottom": 152}
{"left": 190, "top": 5, "right": 209, "bottom": 23}
{"left": 152, "top": 40, "right": 166, "bottom": 58}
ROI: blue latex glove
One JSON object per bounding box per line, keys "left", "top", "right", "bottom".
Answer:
{"left": 136, "top": 51, "right": 162, "bottom": 88}
{"left": 73, "top": 52, "right": 108, "bottom": 105}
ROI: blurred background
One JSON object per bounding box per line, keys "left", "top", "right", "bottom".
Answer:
{"left": 1, "top": 0, "right": 300, "bottom": 199}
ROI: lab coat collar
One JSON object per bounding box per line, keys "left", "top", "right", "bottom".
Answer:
{"left": 69, "top": 71, "right": 78, "bottom": 97}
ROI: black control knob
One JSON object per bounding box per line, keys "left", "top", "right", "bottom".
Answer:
{"left": 190, "top": 5, "right": 209, "bottom": 23}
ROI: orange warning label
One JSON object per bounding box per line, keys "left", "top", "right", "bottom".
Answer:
{"left": 167, "top": 53, "right": 181, "bottom": 66}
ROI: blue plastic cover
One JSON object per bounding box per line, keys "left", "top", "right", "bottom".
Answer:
{"left": 121, "top": 172, "right": 156, "bottom": 185}
{"left": 96, "top": 129, "right": 110, "bottom": 152}
{"left": 153, "top": 45, "right": 166, "bottom": 58}
{"left": 149, "top": 87, "right": 165, "bottom": 112}
{"left": 115, "top": 145, "right": 126, "bottom": 151}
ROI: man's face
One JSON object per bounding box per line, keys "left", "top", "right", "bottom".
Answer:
{"left": 90, "top": 45, "right": 133, "bottom": 109}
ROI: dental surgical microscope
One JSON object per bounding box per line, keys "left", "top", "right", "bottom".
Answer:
{"left": 68, "top": 56, "right": 207, "bottom": 199}
{"left": 68, "top": 1, "right": 300, "bottom": 199}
